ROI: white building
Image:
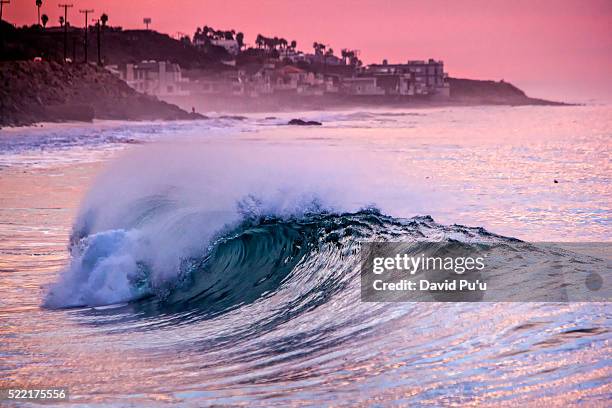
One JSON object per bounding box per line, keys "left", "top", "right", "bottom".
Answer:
{"left": 194, "top": 38, "right": 240, "bottom": 55}
{"left": 110, "top": 61, "right": 190, "bottom": 97}
{"left": 341, "top": 77, "right": 385, "bottom": 96}
{"left": 365, "top": 59, "right": 449, "bottom": 97}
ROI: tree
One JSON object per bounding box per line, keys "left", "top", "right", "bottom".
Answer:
{"left": 59, "top": 16, "right": 64, "bottom": 27}
{"left": 41, "top": 13, "right": 48, "bottom": 28}
{"left": 97, "top": 14, "right": 108, "bottom": 65}
{"left": 341, "top": 48, "right": 361, "bottom": 66}
{"left": 236, "top": 32, "right": 244, "bottom": 50}
{"left": 290, "top": 40, "right": 297, "bottom": 50}
{"left": 313, "top": 42, "right": 326, "bottom": 56}
{"left": 36, "top": 0, "right": 42, "bottom": 26}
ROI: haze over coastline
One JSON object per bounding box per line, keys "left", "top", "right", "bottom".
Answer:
{"left": 6, "top": 0, "right": 612, "bottom": 103}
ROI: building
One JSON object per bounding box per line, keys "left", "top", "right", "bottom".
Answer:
{"left": 375, "top": 74, "right": 413, "bottom": 96}
{"left": 341, "top": 77, "right": 386, "bottom": 96}
{"left": 269, "top": 65, "right": 306, "bottom": 91}
{"left": 364, "top": 59, "right": 449, "bottom": 97}
{"left": 107, "top": 61, "right": 190, "bottom": 97}
{"left": 304, "top": 53, "right": 344, "bottom": 66}
{"left": 210, "top": 38, "right": 240, "bottom": 55}
{"left": 278, "top": 49, "right": 307, "bottom": 64}
{"left": 194, "top": 38, "right": 240, "bottom": 55}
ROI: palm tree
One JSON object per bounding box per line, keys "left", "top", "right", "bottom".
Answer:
{"left": 236, "top": 32, "right": 244, "bottom": 50}
{"left": 41, "top": 13, "right": 48, "bottom": 28}
{"left": 100, "top": 13, "right": 108, "bottom": 27}
{"left": 36, "top": 0, "right": 42, "bottom": 26}
{"left": 59, "top": 16, "right": 64, "bottom": 27}
{"left": 193, "top": 27, "right": 202, "bottom": 42}
{"left": 290, "top": 40, "right": 297, "bottom": 50}
{"left": 313, "top": 42, "right": 327, "bottom": 56}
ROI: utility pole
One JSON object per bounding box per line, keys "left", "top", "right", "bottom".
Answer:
{"left": 79, "top": 9, "right": 94, "bottom": 63}
{"left": 58, "top": 3, "right": 73, "bottom": 62}
{"left": 0, "top": 0, "right": 10, "bottom": 23}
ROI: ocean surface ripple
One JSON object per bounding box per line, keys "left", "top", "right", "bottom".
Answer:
{"left": 1, "top": 106, "right": 610, "bottom": 406}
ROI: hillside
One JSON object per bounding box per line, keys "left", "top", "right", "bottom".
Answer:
{"left": 448, "top": 78, "right": 566, "bottom": 105}
{"left": 0, "top": 60, "right": 203, "bottom": 127}
{"left": 0, "top": 21, "right": 228, "bottom": 70}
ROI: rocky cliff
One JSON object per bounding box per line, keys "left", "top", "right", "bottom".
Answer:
{"left": 0, "top": 60, "right": 203, "bottom": 127}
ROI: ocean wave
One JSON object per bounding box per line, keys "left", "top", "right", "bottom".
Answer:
{"left": 42, "top": 142, "right": 607, "bottom": 314}
{"left": 44, "top": 203, "right": 515, "bottom": 311}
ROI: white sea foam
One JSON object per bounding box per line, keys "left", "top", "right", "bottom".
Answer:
{"left": 43, "top": 142, "right": 415, "bottom": 307}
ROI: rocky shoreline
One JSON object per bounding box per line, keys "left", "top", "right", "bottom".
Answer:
{"left": 0, "top": 61, "right": 203, "bottom": 128}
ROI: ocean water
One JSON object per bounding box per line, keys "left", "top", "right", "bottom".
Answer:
{"left": 0, "top": 105, "right": 610, "bottom": 406}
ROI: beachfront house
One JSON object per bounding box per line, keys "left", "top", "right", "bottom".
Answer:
{"left": 341, "top": 77, "right": 386, "bottom": 95}
{"left": 108, "top": 60, "right": 190, "bottom": 97}
{"left": 365, "top": 59, "right": 450, "bottom": 97}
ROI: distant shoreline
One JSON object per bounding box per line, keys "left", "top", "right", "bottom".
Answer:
{"left": 0, "top": 61, "right": 568, "bottom": 129}
{"left": 163, "top": 94, "right": 569, "bottom": 115}
{"left": 162, "top": 78, "right": 569, "bottom": 114}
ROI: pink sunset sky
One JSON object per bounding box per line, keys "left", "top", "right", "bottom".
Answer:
{"left": 6, "top": 0, "right": 612, "bottom": 102}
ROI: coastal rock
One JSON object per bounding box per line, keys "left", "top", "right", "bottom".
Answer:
{"left": 288, "top": 119, "right": 322, "bottom": 126}
{"left": 0, "top": 60, "right": 205, "bottom": 127}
